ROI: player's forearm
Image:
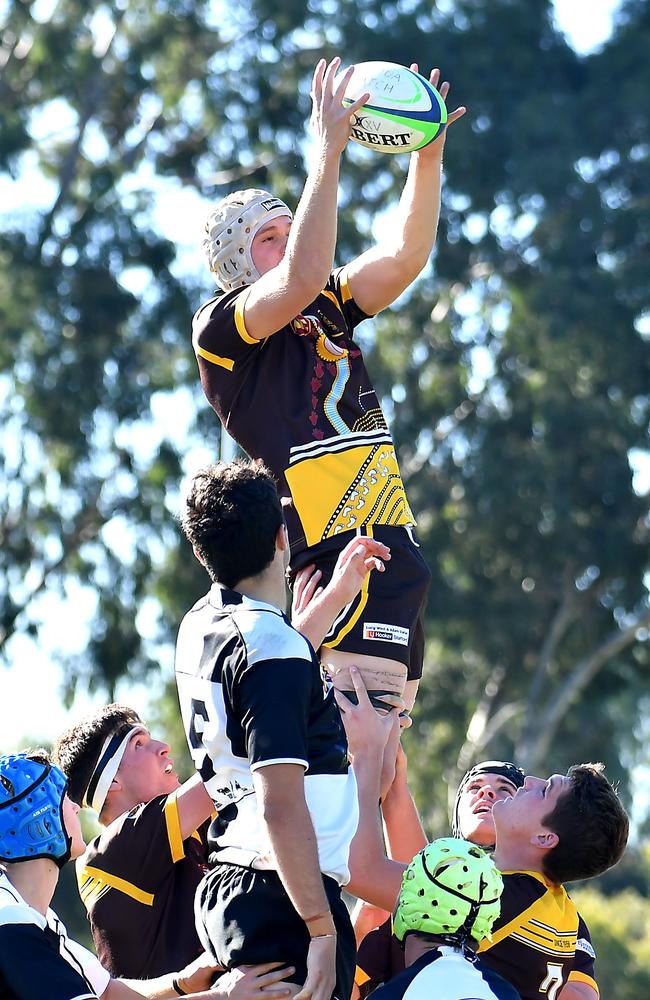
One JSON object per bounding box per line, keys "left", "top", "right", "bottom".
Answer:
{"left": 292, "top": 585, "right": 347, "bottom": 652}
{"left": 347, "top": 749, "right": 405, "bottom": 911}
{"left": 381, "top": 778, "right": 427, "bottom": 864}
{"left": 105, "top": 977, "right": 210, "bottom": 1000}
{"left": 281, "top": 146, "right": 341, "bottom": 294}
{"left": 388, "top": 150, "right": 444, "bottom": 276}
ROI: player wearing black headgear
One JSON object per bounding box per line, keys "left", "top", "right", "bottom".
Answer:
{"left": 340, "top": 680, "right": 615, "bottom": 1000}
{"left": 451, "top": 761, "right": 525, "bottom": 845}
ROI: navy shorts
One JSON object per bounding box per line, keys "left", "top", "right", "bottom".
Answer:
{"left": 291, "top": 525, "right": 431, "bottom": 681}
{"left": 195, "top": 862, "right": 356, "bottom": 1000}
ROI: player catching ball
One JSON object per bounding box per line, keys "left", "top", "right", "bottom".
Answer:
{"left": 193, "top": 56, "right": 465, "bottom": 712}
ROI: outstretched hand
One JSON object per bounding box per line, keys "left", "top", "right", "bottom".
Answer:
{"left": 335, "top": 666, "right": 400, "bottom": 758}
{"left": 411, "top": 65, "right": 466, "bottom": 159}
{"left": 293, "top": 934, "right": 337, "bottom": 1000}
{"left": 336, "top": 666, "right": 401, "bottom": 800}
{"left": 291, "top": 536, "right": 390, "bottom": 623}
{"left": 310, "top": 57, "right": 370, "bottom": 157}
{"left": 328, "top": 535, "right": 390, "bottom": 606}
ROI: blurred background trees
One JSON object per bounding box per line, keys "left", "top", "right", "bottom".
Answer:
{"left": 1, "top": 0, "right": 649, "bottom": 988}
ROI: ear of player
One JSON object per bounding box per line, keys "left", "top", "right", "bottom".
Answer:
{"left": 336, "top": 60, "right": 447, "bottom": 154}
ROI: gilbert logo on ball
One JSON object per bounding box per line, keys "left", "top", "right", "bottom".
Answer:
{"left": 340, "top": 61, "right": 447, "bottom": 154}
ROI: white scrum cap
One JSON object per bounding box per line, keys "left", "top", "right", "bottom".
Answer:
{"left": 203, "top": 189, "right": 293, "bottom": 292}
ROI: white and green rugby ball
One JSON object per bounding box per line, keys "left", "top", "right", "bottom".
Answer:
{"left": 340, "top": 61, "right": 447, "bottom": 154}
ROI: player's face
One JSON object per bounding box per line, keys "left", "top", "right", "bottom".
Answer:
{"left": 456, "top": 772, "right": 519, "bottom": 847}
{"left": 62, "top": 794, "right": 86, "bottom": 860}
{"left": 116, "top": 729, "right": 181, "bottom": 804}
{"left": 251, "top": 216, "right": 292, "bottom": 275}
{"left": 492, "top": 773, "right": 571, "bottom": 844}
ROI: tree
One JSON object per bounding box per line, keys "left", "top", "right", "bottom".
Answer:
{"left": 1, "top": 0, "right": 648, "bottom": 826}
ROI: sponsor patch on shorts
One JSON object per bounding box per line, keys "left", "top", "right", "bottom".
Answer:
{"left": 363, "top": 623, "right": 410, "bottom": 645}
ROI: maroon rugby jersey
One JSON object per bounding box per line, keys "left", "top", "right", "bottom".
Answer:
{"left": 76, "top": 792, "right": 208, "bottom": 979}
{"left": 192, "top": 268, "right": 415, "bottom": 558}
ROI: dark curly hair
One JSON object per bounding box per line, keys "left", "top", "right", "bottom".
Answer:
{"left": 180, "top": 460, "right": 284, "bottom": 588}
{"left": 542, "top": 763, "right": 629, "bottom": 884}
{"left": 53, "top": 704, "right": 142, "bottom": 807}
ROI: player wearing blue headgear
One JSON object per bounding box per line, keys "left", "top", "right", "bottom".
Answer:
{"left": 0, "top": 752, "right": 288, "bottom": 1000}
{"left": 0, "top": 751, "right": 111, "bottom": 1000}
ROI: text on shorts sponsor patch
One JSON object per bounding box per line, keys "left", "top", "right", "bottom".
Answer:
{"left": 363, "top": 622, "right": 409, "bottom": 645}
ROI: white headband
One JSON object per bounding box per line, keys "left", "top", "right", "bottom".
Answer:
{"left": 82, "top": 725, "right": 147, "bottom": 815}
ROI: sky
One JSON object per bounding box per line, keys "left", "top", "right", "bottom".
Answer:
{"left": 4, "top": 0, "right": 647, "bottom": 825}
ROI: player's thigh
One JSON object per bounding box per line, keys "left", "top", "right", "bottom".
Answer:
{"left": 321, "top": 647, "right": 407, "bottom": 705}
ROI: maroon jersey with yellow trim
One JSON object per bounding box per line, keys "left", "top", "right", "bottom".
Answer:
{"left": 76, "top": 792, "right": 208, "bottom": 979}
{"left": 192, "top": 269, "right": 415, "bottom": 558}
{"left": 355, "top": 872, "right": 597, "bottom": 1000}
{"left": 478, "top": 871, "right": 597, "bottom": 1000}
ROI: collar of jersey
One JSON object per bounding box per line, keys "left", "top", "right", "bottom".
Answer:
{"left": 0, "top": 872, "right": 49, "bottom": 929}
{"left": 498, "top": 868, "right": 560, "bottom": 890}
{"left": 209, "top": 583, "right": 285, "bottom": 617}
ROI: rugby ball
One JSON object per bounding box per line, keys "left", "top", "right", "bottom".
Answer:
{"left": 340, "top": 61, "right": 447, "bottom": 154}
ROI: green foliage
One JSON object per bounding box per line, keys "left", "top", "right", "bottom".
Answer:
{"left": 1, "top": 0, "right": 648, "bottom": 827}
{"left": 571, "top": 875, "right": 650, "bottom": 1000}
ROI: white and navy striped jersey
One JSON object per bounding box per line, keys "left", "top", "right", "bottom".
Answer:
{"left": 371, "top": 947, "right": 521, "bottom": 1000}
{"left": 174, "top": 584, "right": 358, "bottom": 884}
{"left": 0, "top": 872, "right": 110, "bottom": 1000}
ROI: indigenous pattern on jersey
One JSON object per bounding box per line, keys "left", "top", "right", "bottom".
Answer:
{"left": 174, "top": 584, "right": 358, "bottom": 884}
{"left": 478, "top": 871, "right": 597, "bottom": 999}
{"left": 356, "top": 874, "right": 597, "bottom": 1000}
{"left": 192, "top": 269, "right": 415, "bottom": 556}
{"left": 75, "top": 793, "right": 208, "bottom": 979}
{"left": 0, "top": 872, "right": 108, "bottom": 1000}
{"left": 370, "top": 947, "right": 521, "bottom": 1000}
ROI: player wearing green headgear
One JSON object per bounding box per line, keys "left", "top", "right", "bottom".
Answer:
{"left": 341, "top": 672, "right": 627, "bottom": 1000}
{"left": 370, "top": 838, "right": 520, "bottom": 1000}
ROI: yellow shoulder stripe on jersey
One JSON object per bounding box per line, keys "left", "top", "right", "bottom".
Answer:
{"left": 321, "top": 289, "right": 345, "bottom": 316}
{"left": 196, "top": 344, "right": 235, "bottom": 371}
{"left": 568, "top": 972, "right": 599, "bottom": 995}
{"left": 164, "top": 792, "right": 186, "bottom": 864}
{"left": 339, "top": 272, "right": 353, "bottom": 304}
{"left": 78, "top": 866, "right": 154, "bottom": 907}
{"left": 234, "top": 290, "right": 258, "bottom": 345}
{"left": 479, "top": 874, "right": 577, "bottom": 955}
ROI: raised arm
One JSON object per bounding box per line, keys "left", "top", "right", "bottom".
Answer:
{"left": 344, "top": 67, "right": 466, "bottom": 316}
{"left": 381, "top": 744, "right": 427, "bottom": 864}
{"left": 242, "top": 58, "right": 370, "bottom": 341}
{"left": 336, "top": 669, "right": 407, "bottom": 912}
{"left": 291, "top": 536, "right": 390, "bottom": 651}
{"left": 174, "top": 771, "right": 216, "bottom": 841}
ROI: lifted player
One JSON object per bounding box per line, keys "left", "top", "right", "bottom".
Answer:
{"left": 193, "top": 57, "right": 465, "bottom": 712}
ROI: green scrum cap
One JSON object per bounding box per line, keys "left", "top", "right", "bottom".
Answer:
{"left": 393, "top": 838, "right": 503, "bottom": 950}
